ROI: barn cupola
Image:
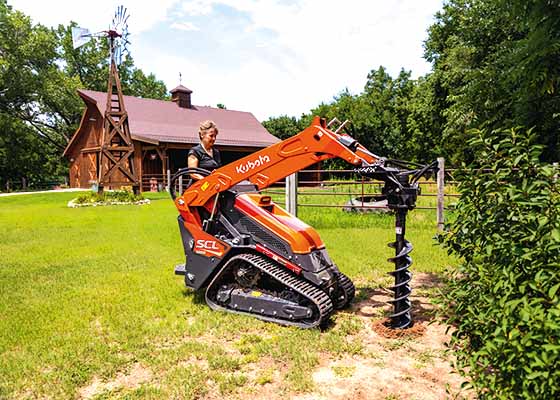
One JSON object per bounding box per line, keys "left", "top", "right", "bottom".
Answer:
{"left": 170, "top": 85, "right": 193, "bottom": 108}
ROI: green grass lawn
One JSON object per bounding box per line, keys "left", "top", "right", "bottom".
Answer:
{"left": 0, "top": 190, "right": 455, "bottom": 399}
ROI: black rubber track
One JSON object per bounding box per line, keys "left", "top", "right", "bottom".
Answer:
{"left": 205, "top": 253, "right": 334, "bottom": 328}
{"left": 334, "top": 272, "right": 355, "bottom": 309}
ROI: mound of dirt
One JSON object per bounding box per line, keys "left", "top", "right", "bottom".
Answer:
{"left": 371, "top": 318, "right": 427, "bottom": 339}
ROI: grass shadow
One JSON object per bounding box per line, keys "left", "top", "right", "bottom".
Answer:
{"left": 181, "top": 287, "right": 207, "bottom": 305}
{"left": 354, "top": 287, "right": 388, "bottom": 309}
{"left": 413, "top": 272, "right": 445, "bottom": 290}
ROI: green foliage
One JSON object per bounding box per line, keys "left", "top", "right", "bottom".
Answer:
{"left": 262, "top": 114, "right": 304, "bottom": 140}
{"left": 0, "top": 115, "right": 65, "bottom": 190}
{"left": 0, "top": 3, "right": 168, "bottom": 190}
{"left": 405, "top": 73, "right": 448, "bottom": 163}
{"left": 424, "top": 0, "right": 560, "bottom": 163}
{"left": 439, "top": 126, "right": 560, "bottom": 398}
{"left": 303, "top": 67, "right": 417, "bottom": 160}
{"left": 74, "top": 189, "right": 144, "bottom": 205}
{"left": 263, "top": 67, "right": 424, "bottom": 167}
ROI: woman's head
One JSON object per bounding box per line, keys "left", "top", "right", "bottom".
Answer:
{"left": 199, "top": 120, "right": 218, "bottom": 148}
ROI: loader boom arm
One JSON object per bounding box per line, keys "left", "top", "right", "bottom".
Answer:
{"left": 175, "top": 116, "right": 380, "bottom": 211}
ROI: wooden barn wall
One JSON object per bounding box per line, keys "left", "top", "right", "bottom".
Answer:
{"left": 68, "top": 106, "right": 103, "bottom": 188}
{"left": 68, "top": 105, "right": 143, "bottom": 189}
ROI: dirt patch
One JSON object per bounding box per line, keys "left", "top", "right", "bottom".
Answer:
{"left": 303, "top": 322, "right": 465, "bottom": 400}
{"left": 78, "top": 363, "right": 153, "bottom": 399}
{"left": 290, "top": 272, "right": 471, "bottom": 400}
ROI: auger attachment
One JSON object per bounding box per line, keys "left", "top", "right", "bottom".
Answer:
{"left": 383, "top": 174, "right": 418, "bottom": 328}
{"left": 357, "top": 160, "right": 437, "bottom": 329}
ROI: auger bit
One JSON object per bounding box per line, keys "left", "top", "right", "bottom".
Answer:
{"left": 356, "top": 159, "right": 438, "bottom": 329}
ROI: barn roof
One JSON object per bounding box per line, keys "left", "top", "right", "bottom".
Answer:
{"left": 64, "top": 89, "right": 279, "bottom": 156}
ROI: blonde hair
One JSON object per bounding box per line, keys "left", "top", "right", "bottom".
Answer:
{"left": 199, "top": 120, "right": 218, "bottom": 139}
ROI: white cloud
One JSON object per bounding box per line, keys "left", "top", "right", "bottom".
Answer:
{"left": 168, "top": 0, "right": 442, "bottom": 118}
{"left": 180, "top": 0, "right": 214, "bottom": 16}
{"left": 170, "top": 21, "right": 200, "bottom": 31}
{"left": 8, "top": 0, "right": 443, "bottom": 120}
{"left": 8, "top": 0, "right": 178, "bottom": 33}
{"left": 170, "top": 0, "right": 442, "bottom": 119}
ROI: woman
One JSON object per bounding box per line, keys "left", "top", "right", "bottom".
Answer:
{"left": 188, "top": 120, "right": 222, "bottom": 180}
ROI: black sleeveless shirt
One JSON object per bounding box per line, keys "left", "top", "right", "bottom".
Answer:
{"left": 188, "top": 144, "right": 222, "bottom": 171}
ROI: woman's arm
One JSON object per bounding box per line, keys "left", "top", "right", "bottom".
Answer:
{"left": 188, "top": 154, "right": 205, "bottom": 180}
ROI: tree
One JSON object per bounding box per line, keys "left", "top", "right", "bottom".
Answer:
{"left": 0, "top": 115, "right": 63, "bottom": 190}
{"left": 262, "top": 67, "right": 419, "bottom": 162}
{"left": 0, "top": 2, "right": 170, "bottom": 190}
{"left": 405, "top": 73, "right": 448, "bottom": 163}
{"left": 332, "top": 67, "right": 415, "bottom": 159}
{"left": 0, "top": 0, "right": 70, "bottom": 151}
{"left": 424, "top": 0, "right": 560, "bottom": 162}
{"left": 0, "top": 1, "right": 71, "bottom": 189}
{"left": 262, "top": 115, "right": 304, "bottom": 140}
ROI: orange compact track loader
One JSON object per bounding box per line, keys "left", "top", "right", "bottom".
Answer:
{"left": 171, "top": 117, "right": 436, "bottom": 328}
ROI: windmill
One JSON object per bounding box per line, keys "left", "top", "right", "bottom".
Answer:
{"left": 72, "top": 6, "right": 139, "bottom": 194}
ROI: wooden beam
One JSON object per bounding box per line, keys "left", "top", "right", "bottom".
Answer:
{"left": 81, "top": 146, "right": 101, "bottom": 153}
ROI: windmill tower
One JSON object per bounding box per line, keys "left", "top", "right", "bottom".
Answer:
{"left": 73, "top": 6, "right": 139, "bottom": 194}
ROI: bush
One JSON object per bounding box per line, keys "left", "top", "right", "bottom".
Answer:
{"left": 74, "top": 189, "right": 144, "bottom": 205}
{"left": 439, "top": 127, "right": 560, "bottom": 399}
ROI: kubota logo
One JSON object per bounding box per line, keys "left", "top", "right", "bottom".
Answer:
{"left": 235, "top": 155, "right": 271, "bottom": 174}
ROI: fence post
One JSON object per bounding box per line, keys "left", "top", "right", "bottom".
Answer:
{"left": 178, "top": 176, "right": 183, "bottom": 196}
{"left": 437, "top": 157, "right": 445, "bottom": 232}
{"left": 286, "top": 173, "right": 298, "bottom": 216}
{"left": 166, "top": 169, "right": 171, "bottom": 192}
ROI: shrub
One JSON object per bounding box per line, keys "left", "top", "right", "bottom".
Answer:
{"left": 439, "top": 127, "right": 560, "bottom": 399}
{"left": 74, "top": 189, "right": 144, "bottom": 205}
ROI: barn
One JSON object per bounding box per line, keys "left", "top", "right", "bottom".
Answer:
{"left": 63, "top": 85, "right": 280, "bottom": 191}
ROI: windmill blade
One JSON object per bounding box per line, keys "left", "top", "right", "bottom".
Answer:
{"left": 121, "top": 14, "right": 130, "bottom": 31}
{"left": 108, "top": 5, "right": 131, "bottom": 65}
{"left": 112, "top": 5, "right": 128, "bottom": 28}
{"left": 115, "top": 5, "right": 122, "bottom": 22}
{"left": 71, "top": 27, "right": 91, "bottom": 49}
{"left": 112, "top": 6, "right": 119, "bottom": 28}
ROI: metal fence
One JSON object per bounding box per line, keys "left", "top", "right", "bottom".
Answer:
{"left": 266, "top": 158, "right": 458, "bottom": 231}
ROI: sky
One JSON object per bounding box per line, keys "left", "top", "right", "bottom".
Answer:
{"left": 9, "top": 0, "right": 444, "bottom": 121}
